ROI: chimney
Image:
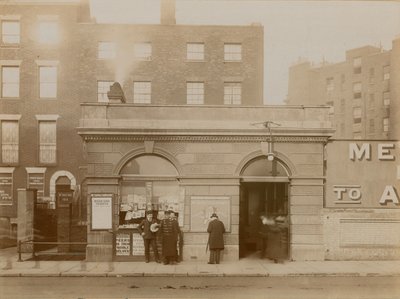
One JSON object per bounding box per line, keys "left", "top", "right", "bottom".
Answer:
{"left": 160, "top": 0, "right": 176, "bottom": 25}
{"left": 107, "top": 82, "right": 126, "bottom": 103}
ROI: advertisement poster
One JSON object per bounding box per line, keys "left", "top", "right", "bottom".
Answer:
{"left": 91, "top": 195, "right": 112, "bottom": 230}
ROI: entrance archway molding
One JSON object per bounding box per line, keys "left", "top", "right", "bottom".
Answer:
{"left": 49, "top": 170, "right": 77, "bottom": 202}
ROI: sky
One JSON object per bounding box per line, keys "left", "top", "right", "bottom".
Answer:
{"left": 89, "top": 0, "right": 400, "bottom": 105}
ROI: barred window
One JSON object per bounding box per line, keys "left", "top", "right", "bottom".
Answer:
{"left": 133, "top": 81, "right": 151, "bottom": 104}
{"left": 187, "top": 82, "right": 204, "bottom": 104}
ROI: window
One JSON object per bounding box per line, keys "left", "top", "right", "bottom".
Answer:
{"left": 353, "top": 82, "right": 362, "bottom": 99}
{"left": 383, "top": 118, "right": 389, "bottom": 132}
{"left": 98, "top": 42, "right": 116, "bottom": 59}
{"left": 133, "top": 81, "right": 151, "bottom": 104}
{"left": 1, "top": 121, "right": 18, "bottom": 163}
{"left": 369, "top": 68, "right": 374, "bottom": 83}
{"left": 326, "top": 77, "right": 334, "bottom": 92}
{"left": 224, "top": 43, "right": 242, "bottom": 61}
{"left": 353, "top": 57, "right": 361, "bottom": 74}
{"left": 368, "top": 93, "right": 375, "bottom": 108}
{"left": 187, "top": 43, "right": 204, "bottom": 60}
{"left": 1, "top": 66, "right": 19, "bottom": 98}
{"left": 97, "top": 81, "right": 113, "bottom": 102}
{"left": 38, "top": 20, "right": 58, "bottom": 44}
{"left": 134, "top": 43, "right": 152, "bottom": 60}
{"left": 383, "top": 65, "right": 390, "bottom": 81}
{"left": 353, "top": 107, "right": 362, "bottom": 123}
{"left": 369, "top": 119, "right": 375, "bottom": 134}
{"left": 383, "top": 92, "right": 390, "bottom": 106}
{"left": 2, "top": 21, "right": 20, "bottom": 44}
{"left": 187, "top": 82, "right": 204, "bottom": 104}
{"left": 39, "top": 66, "right": 57, "bottom": 98}
{"left": 39, "top": 121, "right": 56, "bottom": 164}
{"left": 224, "top": 82, "right": 241, "bottom": 105}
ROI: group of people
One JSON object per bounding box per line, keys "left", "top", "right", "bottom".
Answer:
{"left": 138, "top": 210, "right": 226, "bottom": 265}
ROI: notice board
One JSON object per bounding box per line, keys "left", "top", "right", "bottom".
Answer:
{"left": 91, "top": 194, "right": 113, "bottom": 230}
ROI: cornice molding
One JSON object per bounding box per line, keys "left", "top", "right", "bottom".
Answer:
{"left": 81, "top": 135, "right": 329, "bottom": 143}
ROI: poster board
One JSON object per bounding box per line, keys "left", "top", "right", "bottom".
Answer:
{"left": 91, "top": 194, "right": 113, "bottom": 230}
{"left": 115, "top": 233, "right": 130, "bottom": 256}
{"left": 190, "top": 196, "right": 231, "bottom": 232}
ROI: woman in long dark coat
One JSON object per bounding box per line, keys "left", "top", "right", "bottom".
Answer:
{"left": 160, "top": 210, "right": 180, "bottom": 265}
{"left": 207, "top": 213, "right": 225, "bottom": 264}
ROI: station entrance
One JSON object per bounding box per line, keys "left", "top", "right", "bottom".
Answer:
{"left": 239, "top": 156, "right": 290, "bottom": 260}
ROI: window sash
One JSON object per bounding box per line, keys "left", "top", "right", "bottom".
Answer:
{"left": 39, "top": 66, "right": 57, "bottom": 98}
{"left": 1, "top": 121, "right": 18, "bottom": 163}
{"left": 39, "top": 121, "right": 56, "bottom": 164}
{"left": 2, "top": 66, "right": 19, "bottom": 98}
{"left": 187, "top": 82, "right": 204, "bottom": 104}
{"left": 187, "top": 43, "right": 204, "bottom": 60}
{"left": 133, "top": 82, "right": 151, "bottom": 104}
{"left": 224, "top": 82, "right": 241, "bottom": 104}
{"left": 224, "top": 44, "right": 242, "bottom": 61}
{"left": 98, "top": 42, "right": 116, "bottom": 59}
{"left": 2, "top": 21, "right": 20, "bottom": 44}
{"left": 97, "top": 81, "right": 113, "bottom": 102}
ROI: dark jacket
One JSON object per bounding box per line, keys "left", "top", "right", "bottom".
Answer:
{"left": 160, "top": 218, "right": 180, "bottom": 256}
{"left": 138, "top": 218, "right": 158, "bottom": 239}
{"left": 207, "top": 219, "right": 225, "bottom": 250}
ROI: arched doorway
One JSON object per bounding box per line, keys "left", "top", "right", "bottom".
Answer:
{"left": 118, "top": 154, "right": 181, "bottom": 228}
{"left": 239, "top": 156, "right": 290, "bottom": 261}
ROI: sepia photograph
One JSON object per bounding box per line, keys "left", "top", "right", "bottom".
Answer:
{"left": 0, "top": 0, "right": 399, "bottom": 298}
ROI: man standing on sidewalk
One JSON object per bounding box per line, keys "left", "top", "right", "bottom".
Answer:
{"left": 160, "top": 209, "right": 180, "bottom": 265}
{"left": 207, "top": 213, "right": 225, "bottom": 264}
{"left": 138, "top": 211, "right": 160, "bottom": 263}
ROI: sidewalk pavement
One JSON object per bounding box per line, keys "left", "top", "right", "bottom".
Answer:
{"left": 1, "top": 247, "right": 400, "bottom": 277}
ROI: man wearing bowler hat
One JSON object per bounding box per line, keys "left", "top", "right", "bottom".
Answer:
{"left": 207, "top": 213, "right": 226, "bottom": 264}
{"left": 138, "top": 211, "right": 160, "bottom": 263}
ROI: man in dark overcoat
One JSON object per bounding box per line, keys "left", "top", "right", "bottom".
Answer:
{"left": 138, "top": 211, "right": 160, "bottom": 263}
{"left": 207, "top": 213, "right": 225, "bottom": 264}
{"left": 160, "top": 210, "right": 180, "bottom": 265}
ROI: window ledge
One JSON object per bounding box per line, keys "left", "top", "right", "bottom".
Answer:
{"left": 38, "top": 97, "right": 58, "bottom": 100}
{"left": 0, "top": 97, "right": 20, "bottom": 100}
{"left": 186, "top": 59, "right": 205, "bottom": 63}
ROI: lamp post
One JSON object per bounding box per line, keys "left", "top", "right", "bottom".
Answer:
{"left": 251, "top": 121, "right": 281, "bottom": 161}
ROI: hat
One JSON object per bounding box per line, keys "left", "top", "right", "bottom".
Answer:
{"left": 211, "top": 213, "right": 218, "bottom": 218}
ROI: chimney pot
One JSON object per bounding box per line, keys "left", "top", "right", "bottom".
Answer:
{"left": 161, "top": 0, "right": 176, "bottom": 25}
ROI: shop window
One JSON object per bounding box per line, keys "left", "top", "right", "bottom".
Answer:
{"left": 187, "top": 82, "right": 204, "bottom": 104}
{"left": 119, "top": 155, "right": 180, "bottom": 229}
{"left": 134, "top": 42, "right": 152, "bottom": 60}
{"left": 97, "top": 81, "right": 113, "bottom": 102}
{"left": 2, "top": 20, "right": 20, "bottom": 44}
{"left": 98, "top": 41, "right": 116, "bottom": 59}
{"left": 224, "top": 82, "right": 241, "bottom": 105}
{"left": 224, "top": 43, "right": 242, "bottom": 61}
{"left": 1, "top": 66, "right": 19, "bottom": 98}
{"left": 39, "top": 66, "right": 57, "bottom": 98}
{"left": 39, "top": 121, "right": 56, "bottom": 164}
{"left": 242, "top": 157, "right": 288, "bottom": 177}
{"left": 133, "top": 81, "right": 151, "bottom": 104}
{"left": 187, "top": 43, "right": 204, "bottom": 61}
{"left": 1, "top": 120, "right": 19, "bottom": 163}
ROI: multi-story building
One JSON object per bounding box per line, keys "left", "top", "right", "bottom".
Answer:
{"left": 286, "top": 38, "right": 400, "bottom": 140}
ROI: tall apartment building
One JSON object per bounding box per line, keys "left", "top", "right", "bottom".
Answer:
{"left": 286, "top": 38, "right": 400, "bottom": 140}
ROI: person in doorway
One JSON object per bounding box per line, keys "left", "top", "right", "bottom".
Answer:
{"left": 138, "top": 211, "right": 160, "bottom": 263}
{"left": 258, "top": 215, "right": 274, "bottom": 259}
{"left": 160, "top": 209, "right": 180, "bottom": 265}
{"left": 207, "top": 213, "right": 225, "bottom": 264}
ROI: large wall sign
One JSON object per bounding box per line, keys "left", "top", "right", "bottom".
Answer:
{"left": 190, "top": 196, "right": 231, "bottom": 232}
{"left": 91, "top": 194, "right": 113, "bottom": 230}
{"left": 326, "top": 141, "right": 399, "bottom": 208}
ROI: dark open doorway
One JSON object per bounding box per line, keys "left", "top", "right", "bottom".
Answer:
{"left": 239, "top": 182, "right": 289, "bottom": 260}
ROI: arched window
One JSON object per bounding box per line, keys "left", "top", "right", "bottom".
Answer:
{"left": 241, "top": 157, "right": 289, "bottom": 177}
{"left": 119, "top": 155, "right": 180, "bottom": 228}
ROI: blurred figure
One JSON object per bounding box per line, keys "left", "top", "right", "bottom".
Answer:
{"left": 160, "top": 210, "right": 180, "bottom": 265}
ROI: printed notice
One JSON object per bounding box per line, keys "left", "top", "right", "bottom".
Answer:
{"left": 116, "top": 234, "right": 130, "bottom": 256}
{"left": 91, "top": 196, "right": 112, "bottom": 230}
{"left": 132, "top": 233, "right": 145, "bottom": 256}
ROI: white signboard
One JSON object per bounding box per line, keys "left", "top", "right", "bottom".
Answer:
{"left": 132, "top": 233, "right": 145, "bottom": 256}
{"left": 91, "top": 195, "right": 113, "bottom": 230}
